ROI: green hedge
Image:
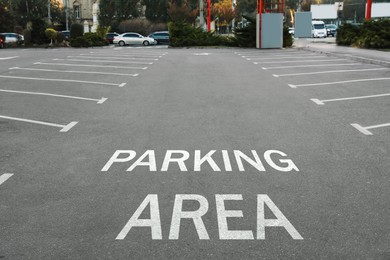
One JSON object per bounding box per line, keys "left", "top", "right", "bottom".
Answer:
{"left": 337, "top": 19, "right": 390, "bottom": 49}
{"left": 168, "top": 21, "right": 234, "bottom": 47}
{"left": 69, "top": 33, "right": 107, "bottom": 47}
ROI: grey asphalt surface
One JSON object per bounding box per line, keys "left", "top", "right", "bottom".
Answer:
{"left": 0, "top": 44, "right": 389, "bottom": 259}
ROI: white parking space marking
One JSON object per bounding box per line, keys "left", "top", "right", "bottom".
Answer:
{"left": 0, "top": 56, "right": 19, "bottom": 60}
{"left": 69, "top": 55, "right": 158, "bottom": 61}
{"left": 311, "top": 93, "right": 390, "bottom": 105}
{"left": 34, "top": 62, "right": 147, "bottom": 70}
{"left": 88, "top": 52, "right": 165, "bottom": 58}
{"left": 0, "top": 173, "right": 13, "bottom": 186}
{"left": 95, "top": 49, "right": 168, "bottom": 57}
{"left": 0, "top": 89, "right": 107, "bottom": 104}
{"left": 261, "top": 63, "right": 361, "bottom": 70}
{"left": 242, "top": 54, "right": 318, "bottom": 58}
{"left": 235, "top": 51, "right": 299, "bottom": 56}
{"left": 351, "top": 122, "right": 390, "bottom": 135}
{"left": 0, "top": 75, "right": 126, "bottom": 87}
{"left": 9, "top": 67, "right": 138, "bottom": 77}
{"left": 288, "top": 78, "right": 390, "bottom": 88}
{"left": 53, "top": 58, "right": 153, "bottom": 65}
{"left": 253, "top": 59, "right": 346, "bottom": 65}
{"left": 247, "top": 55, "right": 326, "bottom": 61}
{"left": 0, "top": 115, "right": 78, "bottom": 132}
{"left": 272, "top": 68, "right": 387, "bottom": 77}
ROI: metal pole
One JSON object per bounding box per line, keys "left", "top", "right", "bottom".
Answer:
{"left": 48, "top": 0, "right": 51, "bottom": 23}
{"left": 200, "top": 0, "right": 204, "bottom": 29}
{"left": 65, "top": 0, "right": 69, "bottom": 30}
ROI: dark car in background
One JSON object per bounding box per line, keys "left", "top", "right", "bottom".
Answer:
{"left": 325, "top": 24, "right": 337, "bottom": 37}
{"left": 148, "top": 31, "right": 169, "bottom": 45}
{"left": 105, "top": 32, "right": 119, "bottom": 44}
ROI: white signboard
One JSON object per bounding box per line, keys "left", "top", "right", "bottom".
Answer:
{"left": 311, "top": 4, "right": 338, "bottom": 19}
{"left": 369, "top": 3, "right": 390, "bottom": 18}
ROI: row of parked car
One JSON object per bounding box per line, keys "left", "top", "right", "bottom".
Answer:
{"left": 288, "top": 22, "right": 338, "bottom": 38}
{"left": 59, "top": 30, "right": 169, "bottom": 46}
{"left": 107, "top": 31, "right": 169, "bottom": 46}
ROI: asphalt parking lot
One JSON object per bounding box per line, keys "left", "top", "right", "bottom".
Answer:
{"left": 0, "top": 45, "right": 389, "bottom": 259}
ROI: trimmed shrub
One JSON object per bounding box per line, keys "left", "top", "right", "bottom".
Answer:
{"left": 56, "top": 32, "right": 65, "bottom": 43}
{"left": 70, "top": 23, "right": 84, "bottom": 39}
{"left": 84, "top": 32, "right": 106, "bottom": 46}
{"left": 23, "top": 29, "right": 31, "bottom": 46}
{"left": 283, "top": 23, "right": 293, "bottom": 48}
{"left": 336, "top": 23, "right": 361, "bottom": 46}
{"left": 337, "top": 19, "right": 390, "bottom": 49}
{"left": 233, "top": 16, "right": 256, "bottom": 47}
{"left": 70, "top": 36, "right": 90, "bottom": 47}
{"left": 168, "top": 21, "right": 234, "bottom": 47}
{"left": 45, "top": 28, "right": 57, "bottom": 44}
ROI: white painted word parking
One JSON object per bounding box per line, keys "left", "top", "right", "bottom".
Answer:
{"left": 116, "top": 194, "right": 303, "bottom": 240}
{"left": 102, "top": 150, "right": 299, "bottom": 172}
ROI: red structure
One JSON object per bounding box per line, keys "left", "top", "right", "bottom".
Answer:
{"left": 366, "top": 0, "right": 372, "bottom": 19}
{"left": 207, "top": 0, "right": 211, "bottom": 31}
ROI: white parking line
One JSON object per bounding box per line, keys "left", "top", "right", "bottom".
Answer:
{"left": 0, "top": 173, "right": 13, "bottom": 186}
{"left": 0, "top": 115, "right": 78, "bottom": 132}
{"left": 273, "top": 68, "right": 387, "bottom": 77}
{"left": 9, "top": 67, "right": 138, "bottom": 77}
{"left": 253, "top": 59, "right": 346, "bottom": 64}
{"left": 74, "top": 55, "right": 158, "bottom": 61}
{"left": 351, "top": 122, "right": 390, "bottom": 135}
{"left": 242, "top": 53, "right": 317, "bottom": 58}
{"left": 0, "top": 56, "right": 19, "bottom": 60}
{"left": 288, "top": 78, "right": 390, "bottom": 88}
{"left": 0, "top": 89, "right": 107, "bottom": 104}
{"left": 311, "top": 93, "right": 390, "bottom": 105}
{"left": 262, "top": 63, "right": 361, "bottom": 70}
{"left": 85, "top": 53, "right": 163, "bottom": 58}
{"left": 0, "top": 75, "right": 126, "bottom": 87}
{"left": 53, "top": 58, "right": 153, "bottom": 65}
{"left": 247, "top": 55, "right": 325, "bottom": 61}
{"left": 34, "top": 62, "right": 147, "bottom": 70}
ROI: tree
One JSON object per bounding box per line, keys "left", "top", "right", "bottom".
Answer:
{"left": 99, "top": 0, "right": 139, "bottom": 29}
{"left": 0, "top": 0, "right": 15, "bottom": 31}
{"left": 168, "top": 0, "right": 198, "bottom": 23}
{"left": 213, "top": 0, "right": 236, "bottom": 33}
{"left": 142, "top": 0, "right": 168, "bottom": 22}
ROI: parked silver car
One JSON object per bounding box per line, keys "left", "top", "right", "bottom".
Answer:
{"left": 113, "top": 32, "right": 157, "bottom": 46}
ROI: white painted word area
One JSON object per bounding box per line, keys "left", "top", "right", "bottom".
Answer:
{"left": 116, "top": 194, "right": 303, "bottom": 240}
{"left": 101, "top": 150, "right": 299, "bottom": 172}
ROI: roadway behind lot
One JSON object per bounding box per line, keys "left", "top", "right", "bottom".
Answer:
{"left": 0, "top": 44, "right": 389, "bottom": 259}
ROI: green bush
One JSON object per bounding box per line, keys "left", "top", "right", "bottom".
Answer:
{"left": 283, "top": 24, "right": 293, "bottom": 48}
{"left": 336, "top": 23, "right": 361, "bottom": 46}
{"left": 69, "top": 33, "right": 107, "bottom": 47}
{"left": 337, "top": 19, "right": 390, "bottom": 49}
{"left": 83, "top": 32, "right": 106, "bottom": 46}
{"left": 45, "top": 28, "right": 57, "bottom": 44}
{"left": 56, "top": 32, "right": 65, "bottom": 43}
{"left": 23, "top": 29, "right": 31, "bottom": 46}
{"left": 233, "top": 16, "right": 256, "bottom": 47}
{"left": 168, "top": 21, "right": 234, "bottom": 47}
{"left": 70, "top": 36, "right": 90, "bottom": 47}
{"left": 70, "top": 23, "right": 84, "bottom": 39}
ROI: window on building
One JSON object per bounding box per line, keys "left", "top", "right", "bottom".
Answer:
{"left": 73, "top": 2, "right": 80, "bottom": 19}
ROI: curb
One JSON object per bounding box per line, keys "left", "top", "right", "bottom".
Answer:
{"left": 295, "top": 46, "right": 390, "bottom": 68}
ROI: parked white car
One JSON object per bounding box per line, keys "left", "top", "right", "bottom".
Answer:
{"left": 113, "top": 32, "right": 157, "bottom": 46}
{"left": 0, "top": 33, "right": 24, "bottom": 43}
{"left": 312, "top": 21, "right": 327, "bottom": 38}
